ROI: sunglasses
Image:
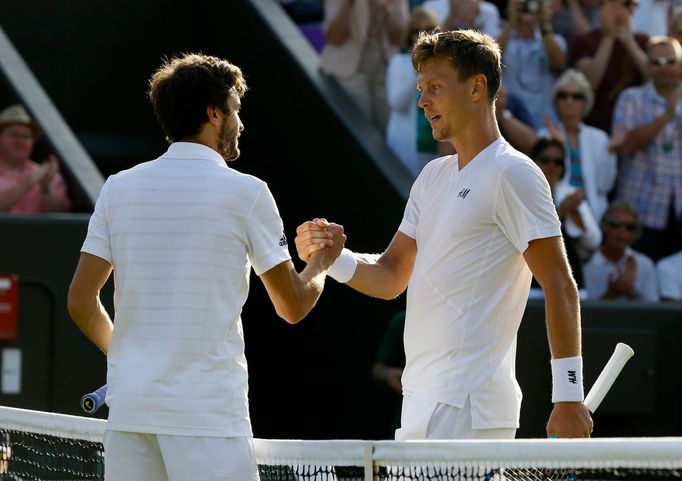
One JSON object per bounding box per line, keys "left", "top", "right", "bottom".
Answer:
{"left": 536, "top": 154, "right": 565, "bottom": 166}
{"left": 605, "top": 218, "right": 637, "bottom": 231}
{"left": 556, "top": 91, "right": 586, "bottom": 101}
{"left": 649, "top": 56, "right": 680, "bottom": 66}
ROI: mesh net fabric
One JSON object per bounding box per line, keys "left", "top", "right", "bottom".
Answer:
{"left": 0, "top": 406, "right": 681, "bottom": 481}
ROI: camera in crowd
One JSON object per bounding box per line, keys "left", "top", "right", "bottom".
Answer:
{"left": 520, "top": 0, "right": 544, "bottom": 14}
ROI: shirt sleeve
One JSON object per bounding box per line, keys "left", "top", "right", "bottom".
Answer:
{"left": 494, "top": 162, "right": 562, "bottom": 253}
{"left": 246, "top": 183, "right": 292, "bottom": 276}
{"left": 657, "top": 258, "right": 682, "bottom": 300}
{"left": 637, "top": 255, "right": 659, "bottom": 302}
{"left": 612, "top": 88, "right": 638, "bottom": 134}
{"left": 81, "top": 177, "right": 113, "bottom": 263}
{"left": 398, "top": 166, "right": 428, "bottom": 240}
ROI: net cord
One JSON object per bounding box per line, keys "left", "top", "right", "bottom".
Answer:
{"left": 1, "top": 406, "right": 682, "bottom": 471}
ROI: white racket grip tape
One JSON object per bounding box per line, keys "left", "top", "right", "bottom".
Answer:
{"left": 584, "top": 343, "right": 634, "bottom": 413}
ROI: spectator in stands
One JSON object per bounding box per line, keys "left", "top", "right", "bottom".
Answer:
{"left": 0, "top": 104, "right": 71, "bottom": 214}
{"left": 531, "top": 137, "right": 601, "bottom": 284}
{"left": 422, "top": 0, "right": 502, "bottom": 37}
{"left": 583, "top": 202, "right": 659, "bottom": 301}
{"left": 550, "top": 0, "right": 601, "bottom": 44}
{"left": 569, "top": 0, "right": 649, "bottom": 132}
{"left": 657, "top": 248, "right": 682, "bottom": 300}
{"left": 386, "top": 6, "right": 440, "bottom": 176}
{"left": 611, "top": 36, "right": 682, "bottom": 262}
{"left": 632, "top": 0, "right": 676, "bottom": 37}
{"left": 320, "top": 0, "right": 409, "bottom": 132}
{"left": 498, "top": 0, "right": 567, "bottom": 129}
{"left": 670, "top": 6, "right": 682, "bottom": 47}
{"left": 543, "top": 69, "right": 617, "bottom": 223}
{"left": 496, "top": 83, "right": 538, "bottom": 154}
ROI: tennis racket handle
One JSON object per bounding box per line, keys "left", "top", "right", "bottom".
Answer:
{"left": 81, "top": 384, "right": 107, "bottom": 414}
{"left": 584, "top": 343, "right": 634, "bottom": 413}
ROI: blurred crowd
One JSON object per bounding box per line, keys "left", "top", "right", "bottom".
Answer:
{"left": 282, "top": 0, "right": 682, "bottom": 302}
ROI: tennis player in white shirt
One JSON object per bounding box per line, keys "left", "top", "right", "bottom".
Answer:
{"left": 295, "top": 30, "right": 593, "bottom": 440}
{"left": 67, "top": 53, "right": 344, "bottom": 481}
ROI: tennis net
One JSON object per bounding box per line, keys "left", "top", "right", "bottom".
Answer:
{"left": 0, "top": 405, "right": 681, "bottom": 480}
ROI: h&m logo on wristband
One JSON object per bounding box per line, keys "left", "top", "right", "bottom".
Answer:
{"left": 568, "top": 370, "right": 577, "bottom": 384}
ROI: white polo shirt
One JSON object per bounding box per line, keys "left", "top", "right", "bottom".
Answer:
{"left": 399, "top": 138, "right": 561, "bottom": 429}
{"left": 81, "top": 142, "right": 291, "bottom": 437}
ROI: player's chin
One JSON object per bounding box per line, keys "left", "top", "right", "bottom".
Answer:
{"left": 224, "top": 147, "right": 240, "bottom": 162}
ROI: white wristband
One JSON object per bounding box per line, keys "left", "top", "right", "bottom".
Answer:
{"left": 327, "top": 248, "right": 357, "bottom": 283}
{"left": 551, "top": 356, "right": 584, "bottom": 403}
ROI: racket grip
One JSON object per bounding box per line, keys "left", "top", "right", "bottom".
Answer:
{"left": 584, "top": 343, "right": 634, "bottom": 413}
{"left": 81, "top": 384, "right": 107, "bottom": 414}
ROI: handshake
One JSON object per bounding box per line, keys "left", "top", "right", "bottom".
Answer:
{"left": 295, "top": 218, "right": 348, "bottom": 269}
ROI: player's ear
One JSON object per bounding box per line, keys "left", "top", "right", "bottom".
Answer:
{"left": 206, "top": 105, "right": 221, "bottom": 126}
{"left": 471, "top": 74, "right": 488, "bottom": 102}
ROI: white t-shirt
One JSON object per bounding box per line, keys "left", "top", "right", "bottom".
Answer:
{"left": 583, "top": 248, "right": 659, "bottom": 302}
{"left": 657, "top": 250, "right": 682, "bottom": 300}
{"left": 81, "top": 142, "right": 291, "bottom": 437}
{"left": 398, "top": 138, "right": 561, "bottom": 429}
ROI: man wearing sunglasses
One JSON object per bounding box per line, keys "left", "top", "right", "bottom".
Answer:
{"left": 612, "top": 36, "right": 682, "bottom": 262}
{"left": 583, "top": 202, "right": 659, "bottom": 301}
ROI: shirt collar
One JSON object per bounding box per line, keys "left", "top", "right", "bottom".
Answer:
{"left": 643, "top": 82, "right": 669, "bottom": 106}
{"left": 161, "top": 142, "right": 226, "bottom": 166}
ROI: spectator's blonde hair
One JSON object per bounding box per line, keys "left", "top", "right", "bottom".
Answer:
{"left": 551, "top": 69, "right": 595, "bottom": 118}
{"left": 412, "top": 29, "right": 502, "bottom": 104}
{"left": 646, "top": 36, "right": 682, "bottom": 60}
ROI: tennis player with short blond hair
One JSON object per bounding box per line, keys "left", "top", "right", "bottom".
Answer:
{"left": 295, "top": 29, "right": 593, "bottom": 441}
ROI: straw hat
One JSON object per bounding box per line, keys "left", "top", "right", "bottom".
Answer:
{"left": 0, "top": 104, "right": 41, "bottom": 138}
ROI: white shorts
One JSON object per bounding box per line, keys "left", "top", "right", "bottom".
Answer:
{"left": 395, "top": 395, "right": 516, "bottom": 440}
{"left": 103, "top": 430, "right": 259, "bottom": 481}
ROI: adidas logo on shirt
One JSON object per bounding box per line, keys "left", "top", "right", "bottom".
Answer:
{"left": 457, "top": 188, "right": 470, "bottom": 199}
{"left": 279, "top": 233, "right": 288, "bottom": 247}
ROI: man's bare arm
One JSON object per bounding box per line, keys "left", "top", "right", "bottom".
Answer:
{"left": 68, "top": 253, "right": 114, "bottom": 354}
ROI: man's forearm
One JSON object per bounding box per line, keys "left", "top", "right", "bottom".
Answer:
{"left": 577, "top": 35, "right": 615, "bottom": 90}
{"left": 542, "top": 31, "right": 566, "bottom": 70}
{"left": 544, "top": 280, "right": 582, "bottom": 359}
{"left": 619, "top": 112, "right": 674, "bottom": 156}
{"left": 70, "top": 297, "right": 113, "bottom": 354}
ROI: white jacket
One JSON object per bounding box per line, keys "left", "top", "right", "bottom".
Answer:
{"left": 540, "top": 122, "right": 617, "bottom": 223}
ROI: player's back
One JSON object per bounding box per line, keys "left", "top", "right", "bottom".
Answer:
{"left": 91, "top": 142, "right": 268, "bottom": 437}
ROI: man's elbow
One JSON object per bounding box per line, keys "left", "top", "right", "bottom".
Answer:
{"left": 277, "top": 306, "right": 308, "bottom": 325}
{"left": 67, "top": 288, "right": 93, "bottom": 325}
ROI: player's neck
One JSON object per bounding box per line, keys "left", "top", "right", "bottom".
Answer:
{"left": 179, "top": 127, "right": 219, "bottom": 154}
{"left": 451, "top": 115, "right": 500, "bottom": 169}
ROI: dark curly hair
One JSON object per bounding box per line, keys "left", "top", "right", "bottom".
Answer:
{"left": 148, "top": 53, "right": 247, "bottom": 143}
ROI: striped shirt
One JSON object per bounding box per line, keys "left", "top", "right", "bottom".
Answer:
{"left": 82, "top": 142, "right": 291, "bottom": 437}
{"left": 614, "top": 82, "right": 682, "bottom": 229}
